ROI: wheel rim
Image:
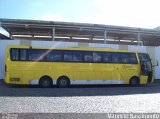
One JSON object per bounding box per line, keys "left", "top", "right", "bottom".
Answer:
{"left": 42, "top": 80, "right": 50, "bottom": 87}
{"left": 60, "top": 79, "right": 67, "bottom": 86}
{"left": 130, "top": 78, "right": 138, "bottom": 85}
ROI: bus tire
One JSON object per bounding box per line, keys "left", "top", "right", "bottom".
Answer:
{"left": 129, "top": 77, "right": 140, "bottom": 86}
{"left": 57, "top": 76, "right": 70, "bottom": 88}
{"left": 39, "top": 76, "right": 53, "bottom": 88}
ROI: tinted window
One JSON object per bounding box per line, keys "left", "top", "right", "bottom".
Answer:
{"left": 64, "top": 51, "right": 72, "bottom": 61}
{"left": 72, "top": 51, "right": 82, "bottom": 61}
{"left": 128, "top": 53, "right": 138, "bottom": 64}
{"left": 112, "top": 53, "right": 121, "bottom": 63}
{"left": 93, "top": 52, "right": 101, "bottom": 62}
{"left": 47, "top": 50, "right": 62, "bottom": 61}
{"left": 20, "top": 49, "right": 27, "bottom": 61}
{"left": 138, "top": 53, "right": 150, "bottom": 61}
{"left": 10, "top": 49, "right": 19, "bottom": 61}
{"left": 28, "top": 49, "right": 46, "bottom": 61}
{"left": 121, "top": 53, "right": 128, "bottom": 63}
{"left": 83, "top": 51, "right": 93, "bottom": 62}
{"left": 102, "top": 52, "right": 112, "bottom": 63}
{"left": 121, "top": 53, "right": 138, "bottom": 64}
{"left": 64, "top": 51, "right": 82, "bottom": 62}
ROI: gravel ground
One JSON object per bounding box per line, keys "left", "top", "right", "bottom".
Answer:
{"left": 0, "top": 80, "right": 160, "bottom": 113}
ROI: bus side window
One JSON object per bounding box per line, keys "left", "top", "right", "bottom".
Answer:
{"left": 28, "top": 49, "right": 46, "bottom": 61}
{"left": 102, "top": 52, "right": 112, "bottom": 63}
{"left": 47, "top": 50, "right": 62, "bottom": 61}
{"left": 72, "top": 51, "right": 82, "bottom": 62}
{"left": 63, "top": 51, "right": 82, "bottom": 62}
{"left": 20, "top": 49, "right": 27, "bottom": 61}
{"left": 64, "top": 51, "right": 73, "bottom": 61}
{"left": 10, "top": 49, "right": 19, "bottom": 61}
{"left": 93, "top": 52, "right": 101, "bottom": 62}
{"left": 83, "top": 51, "right": 93, "bottom": 62}
{"left": 138, "top": 54, "right": 150, "bottom": 61}
{"left": 128, "top": 53, "right": 138, "bottom": 64}
{"left": 121, "top": 53, "right": 129, "bottom": 63}
{"left": 112, "top": 53, "right": 121, "bottom": 63}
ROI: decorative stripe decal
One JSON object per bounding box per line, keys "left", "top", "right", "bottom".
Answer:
{"left": 70, "top": 80, "right": 125, "bottom": 85}
{"left": 29, "top": 80, "right": 125, "bottom": 85}
{"left": 29, "top": 80, "right": 39, "bottom": 85}
{"left": 29, "top": 80, "right": 57, "bottom": 85}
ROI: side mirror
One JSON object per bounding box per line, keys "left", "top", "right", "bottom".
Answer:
{"left": 152, "top": 60, "right": 158, "bottom": 67}
{"left": 156, "top": 60, "right": 158, "bottom": 66}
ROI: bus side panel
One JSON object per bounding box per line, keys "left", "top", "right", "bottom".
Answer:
{"left": 51, "top": 63, "right": 95, "bottom": 81}
{"left": 93, "top": 64, "right": 112, "bottom": 80}
{"left": 119, "top": 64, "right": 140, "bottom": 84}
{"left": 50, "top": 62, "right": 76, "bottom": 82}
{"left": 18, "top": 62, "right": 36, "bottom": 85}
{"left": 28, "top": 62, "right": 53, "bottom": 85}
{"left": 112, "top": 64, "right": 121, "bottom": 81}
{"left": 7, "top": 62, "right": 22, "bottom": 84}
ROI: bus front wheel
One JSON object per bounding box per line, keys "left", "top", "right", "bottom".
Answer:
{"left": 129, "top": 77, "right": 140, "bottom": 86}
{"left": 57, "top": 76, "right": 70, "bottom": 88}
{"left": 39, "top": 76, "right": 53, "bottom": 88}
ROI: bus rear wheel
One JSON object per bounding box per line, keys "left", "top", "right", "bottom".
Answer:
{"left": 39, "top": 76, "right": 53, "bottom": 88}
{"left": 57, "top": 76, "right": 70, "bottom": 88}
{"left": 129, "top": 77, "right": 140, "bottom": 86}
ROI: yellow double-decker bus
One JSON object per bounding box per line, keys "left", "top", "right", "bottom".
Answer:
{"left": 4, "top": 45, "right": 154, "bottom": 88}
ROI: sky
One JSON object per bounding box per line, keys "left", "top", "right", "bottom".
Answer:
{"left": 0, "top": 0, "right": 160, "bottom": 29}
